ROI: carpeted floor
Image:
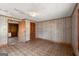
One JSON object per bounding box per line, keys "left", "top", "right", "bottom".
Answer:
{"left": 0, "top": 38, "right": 74, "bottom": 56}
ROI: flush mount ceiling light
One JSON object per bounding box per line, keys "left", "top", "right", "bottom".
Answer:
{"left": 29, "top": 12, "right": 39, "bottom": 17}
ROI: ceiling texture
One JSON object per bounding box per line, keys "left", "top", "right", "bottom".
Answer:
{"left": 0, "top": 3, "right": 76, "bottom": 22}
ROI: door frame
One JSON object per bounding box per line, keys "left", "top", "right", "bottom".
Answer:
{"left": 7, "top": 21, "right": 19, "bottom": 45}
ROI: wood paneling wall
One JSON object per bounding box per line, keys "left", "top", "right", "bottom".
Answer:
{"left": 25, "top": 20, "right": 30, "bottom": 41}
{"left": 36, "top": 17, "right": 72, "bottom": 44}
{"left": 18, "top": 20, "right": 26, "bottom": 42}
{"left": 78, "top": 9, "right": 79, "bottom": 52}
{"left": 0, "top": 16, "right": 8, "bottom": 46}
{"left": 18, "top": 20, "right": 30, "bottom": 42}
{"left": 72, "top": 3, "right": 79, "bottom": 55}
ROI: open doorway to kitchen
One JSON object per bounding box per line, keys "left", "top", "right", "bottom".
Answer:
{"left": 8, "top": 20, "right": 19, "bottom": 45}
{"left": 8, "top": 23, "right": 18, "bottom": 37}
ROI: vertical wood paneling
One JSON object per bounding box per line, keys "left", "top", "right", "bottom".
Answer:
{"left": 25, "top": 20, "right": 30, "bottom": 41}
{"left": 0, "top": 16, "right": 8, "bottom": 46}
{"left": 72, "top": 4, "right": 79, "bottom": 55}
{"left": 18, "top": 20, "right": 26, "bottom": 42}
{"left": 36, "top": 17, "right": 72, "bottom": 44}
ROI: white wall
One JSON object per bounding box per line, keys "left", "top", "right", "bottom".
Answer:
{"left": 36, "top": 17, "right": 72, "bottom": 44}
{"left": 0, "top": 16, "right": 8, "bottom": 46}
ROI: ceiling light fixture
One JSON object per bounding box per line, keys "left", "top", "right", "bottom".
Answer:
{"left": 29, "top": 12, "right": 39, "bottom": 17}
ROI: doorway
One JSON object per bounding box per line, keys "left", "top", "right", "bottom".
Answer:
{"left": 8, "top": 23, "right": 18, "bottom": 37}
{"left": 8, "top": 23, "right": 19, "bottom": 45}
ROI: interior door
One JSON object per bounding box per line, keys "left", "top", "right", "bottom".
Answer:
{"left": 30, "top": 22, "right": 36, "bottom": 40}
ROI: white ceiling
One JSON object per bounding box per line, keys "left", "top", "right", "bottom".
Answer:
{"left": 0, "top": 3, "right": 76, "bottom": 22}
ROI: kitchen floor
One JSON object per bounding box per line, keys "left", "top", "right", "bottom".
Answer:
{"left": 8, "top": 37, "right": 18, "bottom": 45}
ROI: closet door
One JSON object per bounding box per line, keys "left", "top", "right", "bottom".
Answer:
{"left": 30, "top": 22, "right": 36, "bottom": 40}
